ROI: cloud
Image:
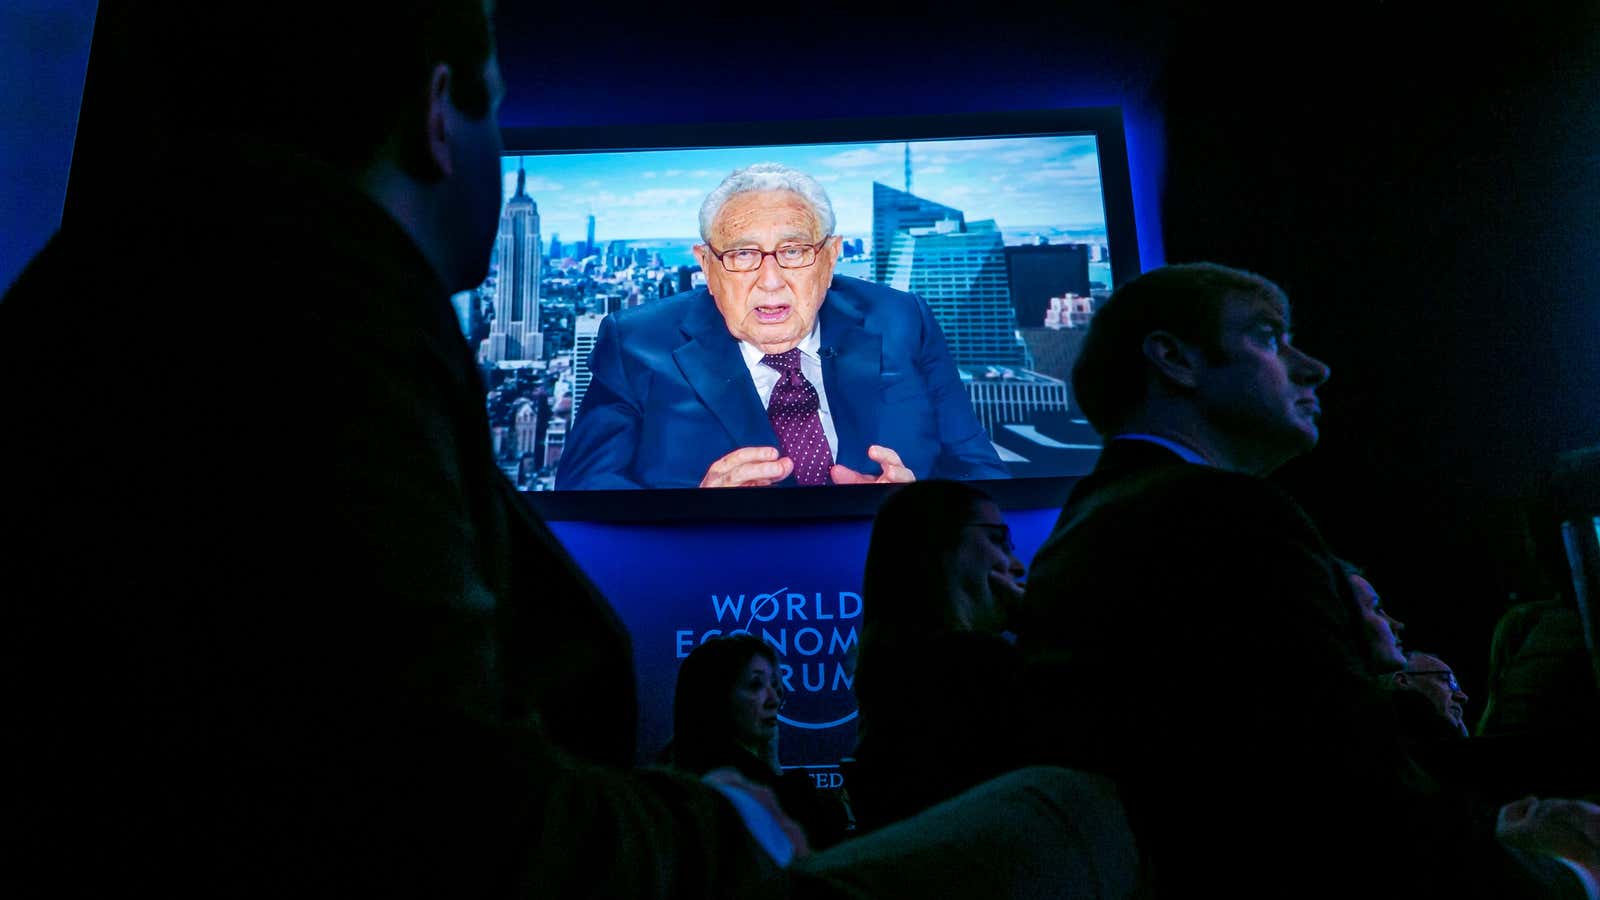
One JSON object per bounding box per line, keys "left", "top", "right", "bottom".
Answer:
{"left": 815, "top": 144, "right": 902, "bottom": 169}
{"left": 501, "top": 172, "right": 564, "bottom": 198}
{"left": 998, "top": 150, "right": 1054, "bottom": 166}
{"left": 916, "top": 136, "right": 1096, "bottom": 169}
{"left": 586, "top": 187, "right": 706, "bottom": 209}
{"left": 1022, "top": 155, "right": 1103, "bottom": 187}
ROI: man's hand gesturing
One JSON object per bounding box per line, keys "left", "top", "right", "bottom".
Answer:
{"left": 700, "top": 446, "right": 795, "bottom": 488}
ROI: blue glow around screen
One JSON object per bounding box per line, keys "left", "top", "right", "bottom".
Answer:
{"left": 464, "top": 133, "right": 1116, "bottom": 491}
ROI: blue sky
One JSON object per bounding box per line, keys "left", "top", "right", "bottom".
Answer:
{"left": 500, "top": 134, "right": 1108, "bottom": 244}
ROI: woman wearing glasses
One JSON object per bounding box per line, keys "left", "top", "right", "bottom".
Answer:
{"left": 847, "top": 479, "right": 1029, "bottom": 835}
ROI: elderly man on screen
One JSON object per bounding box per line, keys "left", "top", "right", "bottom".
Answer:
{"left": 555, "top": 162, "right": 1010, "bottom": 490}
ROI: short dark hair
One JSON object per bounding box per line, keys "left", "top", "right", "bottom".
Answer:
{"left": 1071, "top": 262, "right": 1288, "bottom": 435}
{"left": 99, "top": 0, "right": 496, "bottom": 173}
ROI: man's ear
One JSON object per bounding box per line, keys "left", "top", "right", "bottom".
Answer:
{"left": 1141, "top": 330, "right": 1206, "bottom": 390}
{"left": 1391, "top": 672, "right": 1411, "bottom": 689}
{"left": 419, "top": 62, "right": 455, "bottom": 179}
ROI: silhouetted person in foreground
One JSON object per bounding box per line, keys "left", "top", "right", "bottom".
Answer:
{"left": 3, "top": 2, "right": 801, "bottom": 894}
{"left": 1017, "top": 262, "right": 1600, "bottom": 897}
{"left": 849, "top": 479, "right": 1029, "bottom": 833}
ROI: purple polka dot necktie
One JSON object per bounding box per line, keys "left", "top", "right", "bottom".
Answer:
{"left": 761, "top": 348, "right": 834, "bottom": 486}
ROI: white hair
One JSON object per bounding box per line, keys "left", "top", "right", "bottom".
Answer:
{"left": 697, "top": 162, "right": 836, "bottom": 243}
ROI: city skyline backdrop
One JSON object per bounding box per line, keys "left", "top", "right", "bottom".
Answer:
{"left": 499, "top": 134, "right": 1111, "bottom": 250}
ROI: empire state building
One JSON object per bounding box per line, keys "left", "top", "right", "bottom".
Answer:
{"left": 486, "top": 163, "right": 542, "bottom": 362}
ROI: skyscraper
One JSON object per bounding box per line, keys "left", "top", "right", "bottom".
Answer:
{"left": 585, "top": 214, "right": 596, "bottom": 260}
{"left": 548, "top": 233, "right": 562, "bottom": 260}
{"left": 569, "top": 312, "right": 604, "bottom": 428}
{"left": 1003, "top": 242, "right": 1091, "bottom": 328}
{"left": 486, "top": 163, "right": 542, "bottom": 362}
{"left": 605, "top": 239, "right": 629, "bottom": 270}
{"left": 871, "top": 182, "right": 963, "bottom": 285}
{"left": 878, "top": 210, "right": 1029, "bottom": 367}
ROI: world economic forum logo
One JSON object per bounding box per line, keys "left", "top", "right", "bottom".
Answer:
{"left": 674, "top": 586, "right": 862, "bottom": 730}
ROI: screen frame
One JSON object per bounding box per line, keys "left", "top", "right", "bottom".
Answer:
{"left": 501, "top": 106, "right": 1140, "bottom": 521}
{"left": 528, "top": 475, "right": 1080, "bottom": 522}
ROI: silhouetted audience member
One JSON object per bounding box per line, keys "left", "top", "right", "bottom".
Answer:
{"left": 1461, "top": 595, "right": 1600, "bottom": 807}
{"left": 1455, "top": 448, "right": 1600, "bottom": 804}
{"left": 1342, "top": 564, "right": 1469, "bottom": 744}
{"left": 3, "top": 3, "right": 814, "bottom": 894}
{"left": 1479, "top": 595, "right": 1600, "bottom": 739}
{"left": 664, "top": 634, "right": 852, "bottom": 850}
{"left": 1394, "top": 651, "right": 1472, "bottom": 739}
{"left": 1339, "top": 557, "right": 1410, "bottom": 673}
{"left": 848, "top": 479, "right": 1029, "bottom": 834}
{"left": 1348, "top": 576, "right": 1595, "bottom": 820}
{"left": 1016, "top": 262, "right": 1600, "bottom": 897}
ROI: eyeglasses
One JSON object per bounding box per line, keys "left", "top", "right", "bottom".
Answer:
{"left": 1408, "top": 670, "right": 1461, "bottom": 692}
{"left": 961, "top": 522, "right": 1015, "bottom": 554}
{"left": 704, "top": 237, "right": 832, "bottom": 273}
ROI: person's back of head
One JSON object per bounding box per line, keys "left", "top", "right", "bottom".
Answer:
{"left": 93, "top": 1, "right": 495, "bottom": 175}
{"left": 1071, "top": 261, "right": 1286, "bottom": 436}
{"left": 70, "top": 1, "right": 506, "bottom": 296}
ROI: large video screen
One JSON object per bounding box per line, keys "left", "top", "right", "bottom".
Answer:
{"left": 454, "top": 110, "right": 1140, "bottom": 495}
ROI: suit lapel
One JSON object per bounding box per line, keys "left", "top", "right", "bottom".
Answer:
{"left": 819, "top": 294, "right": 881, "bottom": 471}
{"left": 672, "top": 296, "right": 776, "bottom": 448}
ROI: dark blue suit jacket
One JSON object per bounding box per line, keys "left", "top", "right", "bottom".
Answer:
{"left": 556, "top": 276, "right": 1009, "bottom": 489}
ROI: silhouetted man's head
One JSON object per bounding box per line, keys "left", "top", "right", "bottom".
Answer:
{"left": 1072, "top": 262, "right": 1331, "bottom": 473}
{"left": 95, "top": 1, "right": 504, "bottom": 291}
{"left": 1394, "top": 651, "right": 1470, "bottom": 737}
{"left": 113, "top": 1, "right": 496, "bottom": 171}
